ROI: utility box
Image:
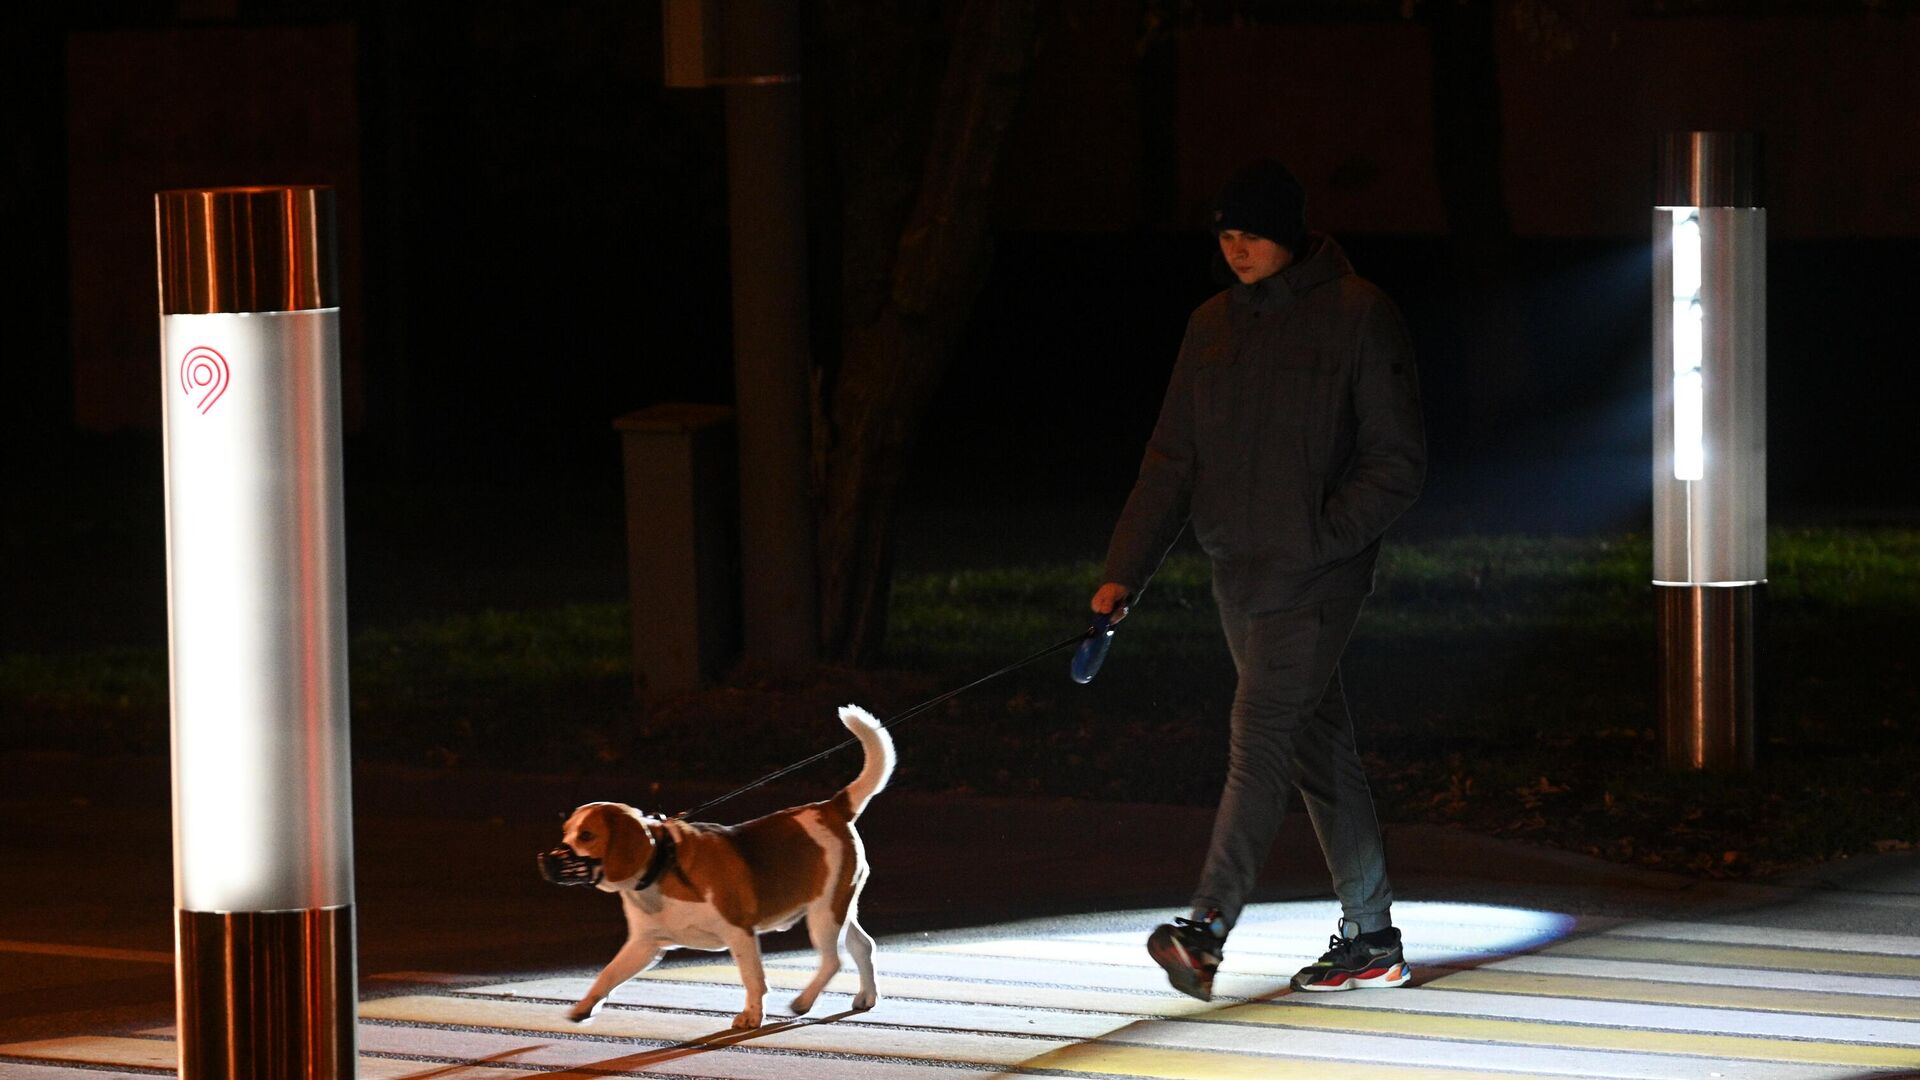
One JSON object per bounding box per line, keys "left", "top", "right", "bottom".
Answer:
{"left": 615, "top": 404, "right": 740, "bottom": 696}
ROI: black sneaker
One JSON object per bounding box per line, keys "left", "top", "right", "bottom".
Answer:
{"left": 1147, "top": 915, "right": 1224, "bottom": 1001}
{"left": 1290, "top": 926, "right": 1412, "bottom": 992}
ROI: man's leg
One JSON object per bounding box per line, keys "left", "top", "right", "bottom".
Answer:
{"left": 1190, "top": 599, "right": 1357, "bottom": 931}
{"left": 1285, "top": 597, "right": 1410, "bottom": 991}
{"left": 1149, "top": 597, "right": 1378, "bottom": 1000}
{"left": 1297, "top": 657, "right": 1394, "bottom": 934}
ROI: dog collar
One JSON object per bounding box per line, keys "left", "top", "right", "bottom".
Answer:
{"left": 629, "top": 817, "right": 678, "bottom": 891}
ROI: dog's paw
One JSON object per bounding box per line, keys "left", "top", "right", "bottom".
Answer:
{"left": 789, "top": 990, "right": 817, "bottom": 1015}
{"left": 850, "top": 990, "right": 877, "bottom": 1011}
{"left": 730, "top": 1007, "right": 763, "bottom": 1029}
{"left": 566, "top": 999, "right": 603, "bottom": 1024}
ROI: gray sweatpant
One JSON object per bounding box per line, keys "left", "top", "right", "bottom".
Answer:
{"left": 1193, "top": 595, "right": 1394, "bottom": 935}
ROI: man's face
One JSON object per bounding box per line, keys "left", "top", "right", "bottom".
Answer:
{"left": 1217, "top": 229, "right": 1292, "bottom": 285}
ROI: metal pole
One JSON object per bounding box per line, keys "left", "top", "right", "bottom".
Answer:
{"left": 157, "top": 186, "right": 356, "bottom": 1077}
{"left": 1651, "top": 132, "right": 1766, "bottom": 769}
{"left": 723, "top": 0, "right": 818, "bottom": 672}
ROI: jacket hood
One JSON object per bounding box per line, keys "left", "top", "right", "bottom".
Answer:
{"left": 1223, "top": 232, "right": 1351, "bottom": 308}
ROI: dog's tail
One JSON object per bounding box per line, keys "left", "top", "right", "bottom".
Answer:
{"left": 831, "top": 705, "right": 896, "bottom": 821}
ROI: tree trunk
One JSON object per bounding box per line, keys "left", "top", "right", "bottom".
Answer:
{"left": 1429, "top": 0, "right": 1542, "bottom": 440}
{"left": 814, "top": 0, "right": 1041, "bottom": 662}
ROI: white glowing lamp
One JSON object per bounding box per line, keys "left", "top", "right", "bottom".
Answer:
{"left": 1668, "top": 210, "right": 1704, "bottom": 482}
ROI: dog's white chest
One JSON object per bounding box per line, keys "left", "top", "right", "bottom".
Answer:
{"left": 624, "top": 891, "right": 730, "bottom": 951}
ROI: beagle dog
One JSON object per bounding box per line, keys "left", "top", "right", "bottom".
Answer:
{"left": 547, "top": 705, "right": 895, "bottom": 1029}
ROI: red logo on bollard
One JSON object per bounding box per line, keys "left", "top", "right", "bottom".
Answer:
{"left": 181, "top": 346, "right": 230, "bottom": 414}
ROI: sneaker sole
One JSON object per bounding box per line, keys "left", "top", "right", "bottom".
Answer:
{"left": 1146, "top": 932, "right": 1216, "bottom": 1002}
{"left": 1291, "top": 961, "right": 1412, "bottom": 992}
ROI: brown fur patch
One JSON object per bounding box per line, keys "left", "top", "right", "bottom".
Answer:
{"left": 669, "top": 808, "right": 836, "bottom": 929}
{"left": 599, "top": 806, "right": 650, "bottom": 884}
{"left": 654, "top": 822, "right": 712, "bottom": 905}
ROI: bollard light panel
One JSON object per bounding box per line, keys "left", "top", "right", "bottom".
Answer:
{"left": 1668, "top": 208, "right": 1704, "bottom": 482}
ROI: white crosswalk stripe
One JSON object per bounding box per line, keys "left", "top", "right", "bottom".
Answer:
{"left": 6, "top": 899, "right": 1920, "bottom": 1078}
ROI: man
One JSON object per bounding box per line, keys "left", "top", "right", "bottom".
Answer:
{"left": 1092, "top": 158, "right": 1425, "bottom": 1000}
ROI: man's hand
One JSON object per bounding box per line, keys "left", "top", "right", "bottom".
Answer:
{"left": 1091, "top": 583, "right": 1132, "bottom": 624}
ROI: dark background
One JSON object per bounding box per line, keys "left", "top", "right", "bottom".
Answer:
{"left": 4, "top": 2, "right": 1915, "bottom": 656}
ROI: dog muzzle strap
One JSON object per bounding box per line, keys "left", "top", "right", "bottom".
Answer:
{"left": 538, "top": 817, "right": 677, "bottom": 890}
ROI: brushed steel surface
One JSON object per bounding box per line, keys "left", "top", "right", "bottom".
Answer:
{"left": 1655, "top": 584, "right": 1759, "bottom": 770}
{"left": 1655, "top": 131, "right": 1762, "bottom": 209}
{"left": 175, "top": 905, "right": 356, "bottom": 1079}
{"left": 157, "top": 186, "right": 337, "bottom": 315}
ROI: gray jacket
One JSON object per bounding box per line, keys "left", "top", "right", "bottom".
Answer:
{"left": 1104, "top": 234, "right": 1426, "bottom": 613}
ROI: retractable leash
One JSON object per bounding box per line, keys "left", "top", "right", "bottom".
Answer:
{"left": 539, "top": 607, "right": 1129, "bottom": 887}
{"left": 676, "top": 608, "right": 1127, "bottom": 822}
{"left": 1071, "top": 609, "right": 1117, "bottom": 684}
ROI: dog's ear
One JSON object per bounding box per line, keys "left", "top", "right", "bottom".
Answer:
{"left": 599, "top": 805, "right": 654, "bottom": 884}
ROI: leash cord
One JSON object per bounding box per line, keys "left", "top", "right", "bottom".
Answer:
{"left": 676, "top": 627, "right": 1091, "bottom": 820}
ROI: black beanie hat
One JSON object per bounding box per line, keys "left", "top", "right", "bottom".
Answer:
{"left": 1211, "top": 159, "right": 1307, "bottom": 254}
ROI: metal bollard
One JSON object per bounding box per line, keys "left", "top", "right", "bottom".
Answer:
{"left": 1651, "top": 133, "right": 1766, "bottom": 770}
{"left": 157, "top": 186, "right": 356, "bottom": 1077}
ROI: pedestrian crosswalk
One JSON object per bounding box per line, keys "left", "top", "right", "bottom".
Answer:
{"left": 5, "top": 899, "right": 1920, "bottom": 1078}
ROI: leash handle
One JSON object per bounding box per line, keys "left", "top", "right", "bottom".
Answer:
{"left": 1071, "top": 610, "right": 1117, "bottom": 684}
{"left": 677, "top": 627, "right": 1089, "bottom": 820}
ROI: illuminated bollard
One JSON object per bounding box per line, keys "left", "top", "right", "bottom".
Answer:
{"left": 1651, "top": 133, "right": 1765, "bottom": 770}
{"left": 157, "top": 187, "right": 355, "bottom": 1077}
